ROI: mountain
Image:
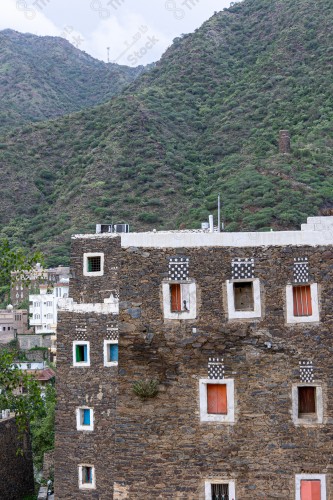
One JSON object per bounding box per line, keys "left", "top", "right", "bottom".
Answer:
{"left": 0, "top": 0, "right": 333, "bottom": 265}
{"left": 0, "top": 30, "right": 143, "bottom": 132}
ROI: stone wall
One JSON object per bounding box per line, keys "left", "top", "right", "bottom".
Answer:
{"left": 18, "top": 333, "right": 52, "bottom": 350}
{"left": 0, "top": 417, "right": 34, "bottom": 499}
{"left": 55, "top": 310, "right": 118, "bottom": 500}
{"left": 115, "top": 244, "right": 333, "bottom": 498}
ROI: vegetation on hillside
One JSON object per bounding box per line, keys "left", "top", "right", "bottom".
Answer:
{"left": 0, "top": 30, "right": 144, "bottom": 133}
{"left": 0, "top": 0, "right": 333, "bottom": 264}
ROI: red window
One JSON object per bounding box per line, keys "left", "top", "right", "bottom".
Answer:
{"left": 293, "top": 285, "right": 312, "bottom": 316}
{"left": 301, "top": 480, "right": 321, "bottom": 500}
{"left": 207, "top": 384, "right": 227, "bottom": 415}
{"left": 170, "top": 284, "right": 182, "bottom": 312}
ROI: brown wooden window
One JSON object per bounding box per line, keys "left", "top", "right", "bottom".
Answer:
{"left": 211, "top": 483, "right": 229, "bottom": 500}
{"left": 207, "top": 384, "right": 227, "bottom": 415}
{"left": 233, "top": 282, "right": 254, "bottom": 311}
{"left": 293, "top": 285, "right": 312, "bottom": 316}
{"left": 301, "top": 480, "right": 321, "bottom": 500}
{"left": 170, "top": 284, "right": 182, "bottom": 312}
{"left": 298, "top": 386, "right": 316, "bottom": 416}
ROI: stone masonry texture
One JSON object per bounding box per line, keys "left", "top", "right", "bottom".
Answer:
{"left": 0, "top": 417, "right": 34, "bottom": 499}
{"left": 55, "top": 236, "right": 333, "bottom": 499}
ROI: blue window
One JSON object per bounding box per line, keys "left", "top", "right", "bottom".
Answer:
{"left": 109, "top": 344, "right": 118, "bottom": 363}
{"left": 82, "top": 409, "right": 90, "bottom": 426}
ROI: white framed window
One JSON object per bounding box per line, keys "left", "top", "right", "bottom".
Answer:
{"left": 83, "top": 252, "right": 104, "bottom": 277}
{"left": 78, "top": 464, "right": 96, "bottom": 490}
{"left": 73, "top": 341, "right": 90, "bottom": 367}
{"left": 286, "top": 283, "right": 319, "bottom": 324}
{"left": 162, "top": 280, "right": 197, "bottom": 320}
{"left": 76, "top": 407, "right": 94, "bottom": 431}
{"left": 226, "top": 279, "right": 261, "bottom": 320}
{"left": 103, "top": 340, "right": 118, "bottom": 367}
{"left": 292, "top": 384, "right": 323, "bottom": 425}
{"left": 205, "top": 479, "right": 236, "bottom": 500}
{"left": 295, "top": 474, "right": 326, "bottom": 500}
{"left": 34, "top": 314, "right": 40, "bottom": 320}
{"left": 199, "top": 379, "right": 235, "bottom": 423}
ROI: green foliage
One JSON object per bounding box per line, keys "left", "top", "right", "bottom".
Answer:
{"left": 30, "top": 384, "right": 56, "bottom": 470}
{"left": 132, "top": 379, "right": 159, "bottom": 400}
{"left": 0, "top": 350, "right": 44, "bottom": 453}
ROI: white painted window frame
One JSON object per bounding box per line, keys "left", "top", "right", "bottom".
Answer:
{"left": 292, "top": 383, "right": 323, "bottom": 425}
{"left": 286, "top": 283, "right": 319, "bottom": 324}
{"left": 199, "top": 378, "right": 235, "bottom": 423}
{"left": 83, "top": 252, "right": 105, "bottom": 277}
{"left": 227, "top": 278, "right": 261, "bottom": 320}
{"left": 103, "top": 339, "right": 118, "bottom": 367}
{"left": 73, "top": 341, "right": 90, "bottom": 367}
{"left": 76, "top": 407, "right": 94, "bottom": 432}
{"left": 162, "top": 280, "right": 197, "bottom": 320}
{"left": 78, "top": 464, "right": 96, "bottom": 490}
{"left": 295, "top": 474, "right": 326, "bottom": 500}
{"left": 205, "top": 479, "right": 236, "bottom": 500}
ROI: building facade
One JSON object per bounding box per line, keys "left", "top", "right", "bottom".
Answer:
{"left": 55, "top": 216, "right": 333, "bottom": 499}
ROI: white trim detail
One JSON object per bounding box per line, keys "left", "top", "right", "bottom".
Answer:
{"left": 227, "top": 279, "right": 261, "bottom": 320}
{"left": 292, "top": 384, "right": 323, "bottom": 425}
{"left": 103, "top": 339, "right": 118, "bottom": 367}
{"left": 205, "top": 479, "right": 236, "bottom": 500}
{"left": 162, "top": 281, "right": 197, "bottom": 320}
{"left": 83, "top": 252, "right": 104, "bottom": 277}
{"left": 58, "top": 298, "right": 118, "bottom": 315}
{"left": 286, "top": 283, "right": 319, "bottom": 324}
{"left": 76, "top": 407, "right": 94, "bottom": 432}
{"left": 199, "top": 379, "right": 235, "bottom": 423}
{"left": 78, "top": 464, "right": 96, "bottom": 490}
{"left": 295, "top": 474, "right": 326, "bottom": 500}
{"left": 73, "top": 341, "right": 90, "bottom": 368}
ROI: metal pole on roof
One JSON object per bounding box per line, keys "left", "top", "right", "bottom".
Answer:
{"left": 218, "top": 194, "right": 221, "bottom": 233}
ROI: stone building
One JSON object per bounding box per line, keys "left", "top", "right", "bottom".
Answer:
{"left": 55, "top": 216, "right": 333, "bottom": 499}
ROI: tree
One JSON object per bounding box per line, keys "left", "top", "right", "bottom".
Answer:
{"left": 0, "top": 238, "right": 43, "bottom": 304}
{"left": 0, "top": 349, "right": 44, "bottom": 454}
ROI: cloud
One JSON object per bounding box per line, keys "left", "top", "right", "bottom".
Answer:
{"left": 87, "top": 10, "right": 170, "bottom": 66}
{"left": 0, "top": 0, "right": 60, "bottom": 36}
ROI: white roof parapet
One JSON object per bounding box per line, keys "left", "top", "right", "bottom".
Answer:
{"left": 58, "top": 298, "right": 119, "bottom": 315}
{"left": 71, "top": 217, "right": 333, "bottom": 248}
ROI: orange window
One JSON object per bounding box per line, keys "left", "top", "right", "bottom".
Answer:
{"left": 207, "top": 384, "right": 227, "bottom": 415}
{"left": 301, "top": 480, "right": 321, "bottom": 500}
{"left": 293, "top": 285, "right": 312, "bottom": 316}
{"left": 170, "top": 284, "right": 182, "bottom": 312}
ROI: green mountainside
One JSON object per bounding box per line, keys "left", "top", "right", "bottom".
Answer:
{"left": 0, "top": 0, "right": 333, "bottom": 265}
{"left": 0, "top": 29, "right": 143, "bottom": 133}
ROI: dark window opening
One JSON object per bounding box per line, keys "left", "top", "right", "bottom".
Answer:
{"left": 211, "top": 483, "right": 229, "bottom": 500}
{"left": 82, "top": 466, "right": 93, "bottom": 484}
{"left": 76, "top": 344, "right": 88, "bottom": 363}
{"left": 293, "top": 285, "right": 312, "bottom": 316}
{"left": 233, "top": 282, "right": 254, "bottom": 311}
{"left": 87, "top": 256, "right": 101, "bottom": 273}
{"left": 298, "top": 386, "right": 316, "bottom": 416}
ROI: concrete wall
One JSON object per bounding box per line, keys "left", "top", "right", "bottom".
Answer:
{"left": 0, "top": 417, "right": 34, "bottom": 500}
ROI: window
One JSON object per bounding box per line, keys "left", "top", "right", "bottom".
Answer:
{"left": 83, "top": 252, "right": 104, "bottom": 277}
{"left": 78, "top": 465, "right": 96, "bottom": 490}
{"left": 233, "top": 282, "right": 254, "bottom": 311}
{"left": 286, "top": 284, "right": 319, "bottom": 324}
{"left": 162, "top": 280, "right": 197, "bottom": 319}
{"left": 104, "top": 340, "right": 118, "bottom": 367}
{"left": 292, "top": 384, "right": 323, "bottom": 425}
{"left": 199, "top": 379, "right": 234, "bottom": 423}
{"left": 46, "top": 301, "right": 53, "bottom": 307}
{"left": 296, "top": 474, "right": 326, "bottom": 500}
{"left": 34, "top": 314, "right": 40, "bottom": 320}
{"left": 205, "top": 480, "right": 236, "bottom": 500}
{"left": 7, "top": 327, "right": 10, "bottom": 331}
{"left": 73, "top": 341, "right": 90, "bottom": 367}
{"left": 226, "top": 279, "right": 261, "bottom": 320}
{"left": 76, "top": 408, "right": 94, "bottom": 431}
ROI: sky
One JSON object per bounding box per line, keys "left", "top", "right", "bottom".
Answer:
{"left": 1, "top": 0, "right": 234, "bottom": 66}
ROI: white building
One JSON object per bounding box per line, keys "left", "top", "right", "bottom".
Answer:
{"left": 29, "top": 280, "right": 69, "bottom": 335}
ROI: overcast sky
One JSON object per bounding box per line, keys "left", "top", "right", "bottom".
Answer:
{"left": 1, "top": 0, "right": 234, "bottom": 66}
